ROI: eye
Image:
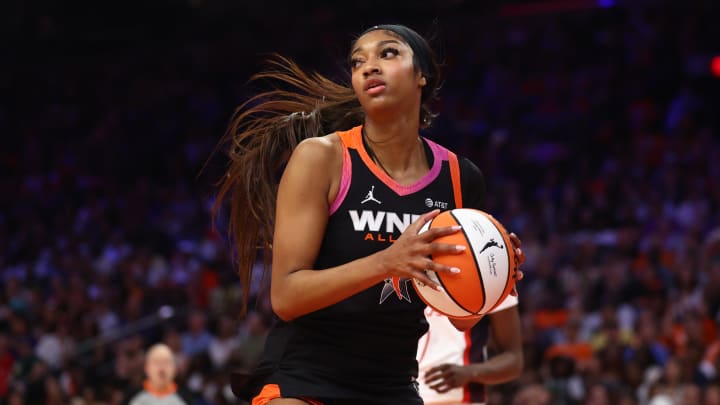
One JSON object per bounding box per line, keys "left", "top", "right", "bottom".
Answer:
{"left": 380, "top": 47, "right": 399, "bottom": 59}
{"left": 350, "top": 58, "right": 364, "bottom": 69}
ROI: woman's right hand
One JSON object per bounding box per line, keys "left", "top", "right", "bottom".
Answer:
{"left": 375, "top": 209, "right": 466, "bottom": 291}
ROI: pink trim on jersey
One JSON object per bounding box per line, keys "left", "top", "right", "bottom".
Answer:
{"left": 329, "top": 145, "right": 352, "bottom": 216}
{"left": 417, "top": 139, "right": 450, "bottom": 193}
{"left": 356, "top": 134, "right": 449, "bottom": 196}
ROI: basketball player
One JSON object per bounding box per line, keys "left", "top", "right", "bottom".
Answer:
{"left": 214, "top": 24, "right": 525, "bottom": 404}
{"left": 418, "top": 295, "right": 522, "bottom": 405}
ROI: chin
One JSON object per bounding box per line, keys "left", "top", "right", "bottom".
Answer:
{"left": 361, "top": 97, "right": 394, "bottom": 112}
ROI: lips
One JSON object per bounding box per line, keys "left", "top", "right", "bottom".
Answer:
{"left": 364, "top": 78, "right": 386, "bottom": 91}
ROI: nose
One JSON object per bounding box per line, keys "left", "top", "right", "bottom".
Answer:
{"left": 362, "top": 57, "right": 381, "bottom": 77}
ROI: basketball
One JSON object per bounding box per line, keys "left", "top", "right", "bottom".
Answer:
{"left": 412, "top": 208, "right": 518, "bottom": 318}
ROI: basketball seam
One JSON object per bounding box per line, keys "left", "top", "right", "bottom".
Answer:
{"left": 446, "top": 209, "right": 485, "bottom": 314}
{"left": 424, "top": 216, "right": 452, "bottom": 313}
{"left": 485, "top": 216, "right": 514, "bottom": 313}
{"left": 432, "top": 273, "right": 474, "bottom": 317}
{"left": 414, "top": 215, "right": 473, "bottom": 318}
{"left": 423, "top": 217, "right": 473, "bottom": 317}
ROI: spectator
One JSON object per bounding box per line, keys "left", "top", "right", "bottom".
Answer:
{"left": 181, "top": 311, "right": 213, "bottom": 360}
{"left": 512, "top": 384, "right": 551, "bottom": 405}
{"left": 234, "top": 311, "right": 271, "bottom": 370}
{"left": 34, "top": 322, "right": 74, "bottom": 371}
{"left": 122, "top": 343, "right": 196, "bottom": 405}
{"left": 207, "top": 315, "right": 240, "bottom": 371}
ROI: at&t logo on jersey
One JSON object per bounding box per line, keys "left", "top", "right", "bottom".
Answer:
{"left": 424, "top": 198, "right": 448, "bottom": 209}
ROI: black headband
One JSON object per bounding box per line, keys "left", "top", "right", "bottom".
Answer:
{"left": 359, "top": 24, "right": 434, "bottom": 85}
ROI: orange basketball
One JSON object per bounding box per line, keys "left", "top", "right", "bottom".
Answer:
{"left": 412, "top": 208, "right": 518, "bottom": 318}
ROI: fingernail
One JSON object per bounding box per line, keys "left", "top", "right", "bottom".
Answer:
{"left": 456, "top": 245, "right": 466, "bottom": 252}
{"left": 452, "top": 226, "right": 462, "bottom": 231}
{"left": 435, "top": 285, "right": 444, "bottom": 292}
{"left": 450, "top": 267, "right": 461, "bottom": 274}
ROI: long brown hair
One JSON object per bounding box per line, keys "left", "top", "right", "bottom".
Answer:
{"left": 215, "top": 25, "right": 442, "bottom": 315}
{"left": 213, "top": 56, "right": 363, "bottom": 315}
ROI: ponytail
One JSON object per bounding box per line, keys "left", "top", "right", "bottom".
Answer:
{"left": 213, "top": 55, "right": 363, "bottom": 315}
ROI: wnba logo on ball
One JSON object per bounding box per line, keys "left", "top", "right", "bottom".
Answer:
{"left": 424, "top": 198, "right": 448, "bottom": 209}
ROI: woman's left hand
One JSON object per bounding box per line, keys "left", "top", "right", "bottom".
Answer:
{"left": 509, "top": 232, "right": 525, "bottom": 281}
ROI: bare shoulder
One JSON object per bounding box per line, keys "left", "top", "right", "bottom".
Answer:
{"left": 282, "top": 133, "right": 344, "bottom": 203}
{"left": 295, "top": 133, "right": 342, "bottom": 152}
{"left": 290, "top": 133, "right": 343, "bottom": 168}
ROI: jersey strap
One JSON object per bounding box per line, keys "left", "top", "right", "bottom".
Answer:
{"left": 448, "top": 151, "right": 463, "bottom": 209}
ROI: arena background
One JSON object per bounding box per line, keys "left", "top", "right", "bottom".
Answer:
{"left": 2, "top": 0, "right": 720, "bottom": 404}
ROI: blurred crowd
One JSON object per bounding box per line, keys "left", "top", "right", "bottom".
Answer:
{"left": 2, "top": 1, "right": 720, "bottom": 404}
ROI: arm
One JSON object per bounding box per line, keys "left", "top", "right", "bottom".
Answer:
{"left": 270, "top": 137, "right": 463, "bottom": 321}
{"left": 468, "top": 305, "right": 524, "bottom": 383}
{"left": 425, "top": 306, "right": 523, "bottom": 392}
{"left": 270, "top": 136, "right": 384, "bottom": 321}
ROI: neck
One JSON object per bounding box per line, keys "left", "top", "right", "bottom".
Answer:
{"left": 362, "top": 116, "right": 424, "bottom": 174}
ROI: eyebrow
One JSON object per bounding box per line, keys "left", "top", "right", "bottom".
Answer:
{"left": 351, "top": 39, "right": 403, "bottom": 56}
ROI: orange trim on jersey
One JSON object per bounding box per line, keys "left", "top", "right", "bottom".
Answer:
{"left": 337, "top": 125, "right": 446, "bottom": 196}
{"left": 335, "top": 125, "right": 362, "bottom": 149}
{"left": 448, "top": 151, "right": 463, "bottom": 209}
{"left": 336, "top": 126, "right": 392, "bottom": 183}
{"left": 143, "top": 380, "right": 178, "bottom": 398}
{"left": 252, "top": 384, "right": 324, "bottom": 405}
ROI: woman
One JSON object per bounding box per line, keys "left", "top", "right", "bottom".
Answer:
{"left": 215, "top": 24, "right": 524, "bottom": 404}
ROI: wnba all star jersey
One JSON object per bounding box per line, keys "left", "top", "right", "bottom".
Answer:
{"left": 246, "top": 125, "right": 486, "bottom": 403}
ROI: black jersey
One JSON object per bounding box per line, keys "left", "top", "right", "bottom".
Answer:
{"left": 241, "top": 125, "right": 485, "bottom": 404}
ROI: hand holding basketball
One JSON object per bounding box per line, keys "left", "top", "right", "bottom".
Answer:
{"left": 412, "top": 209, "right": 520, "bottom": 318}
{"left": 509, "top": 232, "right": 525, "bottom": 280}
{"left": 375, "top": 209, "right": 466, "bottom": 291}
